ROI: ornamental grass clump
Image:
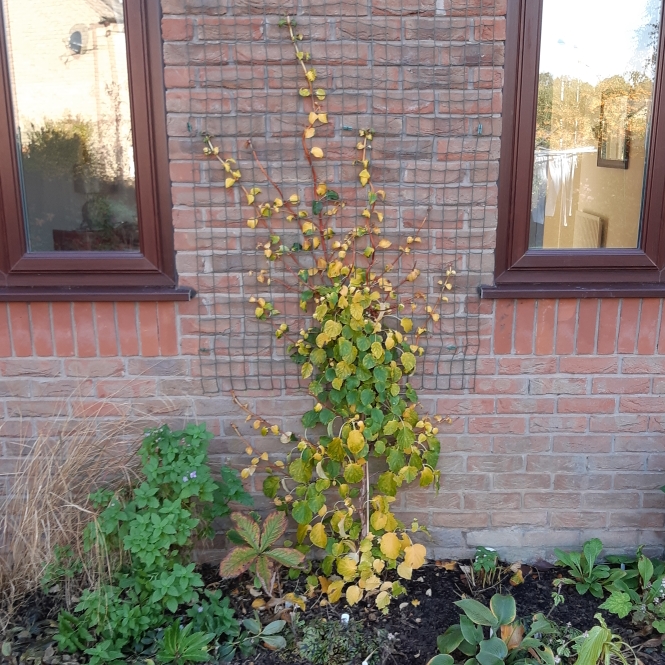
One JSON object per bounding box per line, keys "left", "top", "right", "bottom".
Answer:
{"left": 205, "top": 16, "right": 454, "bottom": 611}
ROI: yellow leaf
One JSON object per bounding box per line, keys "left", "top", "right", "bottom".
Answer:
{"left": 510, "top": 569, "right": 524, "bottom": 586}
{"left": 308, "top": 111, "right": 318, "bottom": 124}
{"left": 252, "top": 598, "right": 266, "bottom": 609}
{"left": 373, "top": 558, "right": 385, "bottom": 574}
{"left": 327, "top": 580, "right": 345, "bottom": 603}
{"left": 284, "top": 592, "right": 307, "bottom": 611}
{"left": 318, "top": 113, "right": 328, "bottom": 124}
{"left": 247, "top": 218, "right": 258, "bottom": 229}
{"left": 247, "top": 194, "right": 255, "bottom": 205}
{"left": 364, "top": 574, "right": 381, "bottom": 591}
{"left": 397, "top": 562, "right": 413, "bottom": 580}
{"left": 302, "top": 221, "right": 314, "bottom": 234}
{"left": 311, "top": 147, "right": 324, "bottom": 158}
{"left": 225, "top": 177, "right": 236, "bottom": 188}
{"left": 371, "top": 511, "right": 387, "bottom": 530}
{"left": 404, "top": 544, "right": 427, "bottom": 569}
{"left": 304, "top": 127, "right": 316, "bottom": 139}
{"left": 299, "top": 88, "right": 311, "bottom": 97}
{"left": 380, "top": 532, "right": 401, "bottom": 560}
{"left": 350, "top": 303, "right": 364, "bottom": 320}
{"left": 310, "top": 522, "right": 328, "bottom": 549}
{"left": 289, "top": 194, "right": 300, "bottom": 204}
{"left": 315, "top": 88, "right": 326, "bottom": 100}
{"left": 358, "top": 169, "right": 371, "bottom": 187}
{"left": 346, "top": 585, "right": 363, "bottom": 606}
{"left": 316, "top": 183, "right": 327, "bottom": 196}
{"left": 318, "top": 576, "right": 330, "bottom": 593}
{"left": 401, "top": 318, "right": 413, "bottom": 333}
{"left": 347, "top": 429, "right": 365, "bottom": 455}
{"left": 378, "top": 239, "right": 391, "bottom": 249}
{"left": 376, "top": 591, "right": 391, "bottom": 610}
{"left": 337, "top": 556, "right": 358, "bottom": 580}
{"left": 376, "top": 212, "right": 384, "bottom": 223}
{"left": 306, "top": 69, "right": 317, "bottom": 82}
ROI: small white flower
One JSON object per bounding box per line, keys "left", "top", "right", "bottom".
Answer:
{"left": 554, "top": 657, "right": 561, "bottom": 663}
{"left": 340, "top": 613, "right": 350, "bottom": 626}
{"left": 182, "top": 476, "right": 188, "bottom": 482}
{"left": 190, "top": 471, "right": 197, "bottom": 479}
{"left": 198, "top": 606, "right": 203, "bottom": 613}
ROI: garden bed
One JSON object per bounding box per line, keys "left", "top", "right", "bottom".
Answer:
{"left": 6, "top": 559, "right": 664, "bottom": 665}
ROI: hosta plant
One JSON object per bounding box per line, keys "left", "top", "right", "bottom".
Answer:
{"left": 206, "top": 15, "right": 452, "bottom": 611}
{"left": 432, "top": 594, "right": 557, "bottom": 665}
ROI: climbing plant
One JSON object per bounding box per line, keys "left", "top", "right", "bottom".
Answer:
{"left": 205, "top": 16, "right": 454, "bottom": 611}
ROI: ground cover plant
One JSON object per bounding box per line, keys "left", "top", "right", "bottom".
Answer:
{"left": 37, "top": 423, "right": 290, "bottom": 665}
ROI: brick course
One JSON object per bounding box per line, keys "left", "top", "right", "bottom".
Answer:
{"left": 0, "top": 0, "right": 663, "bottom": 563}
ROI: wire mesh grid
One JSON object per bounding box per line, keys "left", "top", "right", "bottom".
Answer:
{"left": 176, "top": 0, "right": 500, "bottom": 394}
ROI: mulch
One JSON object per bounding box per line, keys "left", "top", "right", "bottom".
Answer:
{"left": 3, "top": 561, "right": 665, "bottom": 665}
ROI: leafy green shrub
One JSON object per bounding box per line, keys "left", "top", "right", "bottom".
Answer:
{"left": 601, "top": 548, "right": 665, "bottom": 632}
{"left": 431, "top": 594, "right": 557, "bottom": 665}
{"left": 52, "top": 423, "right": 255, "bottom": 664}
{"left": 207, "top": 15, "right": 451, "bottom": 611}
{"left": 554, "top": 538, "right": 625, "bottom": 598}
{"left": 571, "top": 614, "right": 637, "bottom": 665}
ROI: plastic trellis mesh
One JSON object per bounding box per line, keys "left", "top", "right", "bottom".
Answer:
{"left": 177, "top": 0, "right": 499, "bottom": 393}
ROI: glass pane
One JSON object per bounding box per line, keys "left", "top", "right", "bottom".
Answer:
{"left": 530, "top": 0, "right": 662, "bottom": 249}
{"left": 2, "top": 0, "right": 139, "bottom": 252}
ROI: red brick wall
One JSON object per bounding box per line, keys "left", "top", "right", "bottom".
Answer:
{"left": 2, "top": 296, "right": 663, "bottom": 560}
{"left": 0, "top": 0, "right": 663, "bottom": 562}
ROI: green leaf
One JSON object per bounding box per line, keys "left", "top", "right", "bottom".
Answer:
{"left": 262, "top": 635, "right": 287, "bottom": 650}
{"left": 344, "top": 463, "right": 364, "bottom": 484}
{"left": 265, "top": 547, "right": 305, "bottom": 568}
{"left": 219, "top": 547, "right": 257, "bottom": 578}
{"left": 460, "top": 615, "right": 484, "bottom": 646}
{"left": 476, "top": 637, "right": 508, "bottom": 665}
{"left": 292, "top": 501, "right": 313, "bottom": 525}
{"left": 397, "top": 426, "right": 415, "bottom": 449}
{"left": 437, "top": 625, "right": 465, "bottom": 654}
{"left": 230, "top": 512, "right": 261, "bottom": 550}
{"left": 263, "top": 620, "right": 286, "bottom": 636}
{"left": 360, "top": 388, "right": 375, "bottom": 406}
{"left": 489, "top": 594, "right": 516, "bottom": 626}
{"left": 312, "top": 200, "right": 323, "bottom": 215}
{"left": 401, "top": 352, "right": 416, "bottom": 373}
{"left": 302, "top": 410, "right": 319, "bottom": 428}
{"left": 260, "top": 512, "right": 287, "bottom": 550}
{"left": 582, "top": 538, "right": 603, "bottom": 570}
{"left": 574, "top": 625, "right": 611, "bottom": 665}
{"left": 638, "top": 555, "right": 654, "bottom": 589}
{"left": 652, "top": 620, "right": 665, "bottom": 633}
{"left": 263, "top": 476, "right": 280, "bottom": 499}
{"left": 377, "top": 471, "right": 398, "bottom": 497}
{"left": 387, "top": 448, "right": 406, "bottom": 473}
{"left": 428, "top": 657, "right": 455, "bottom": 665}
{"left": 599, "top": 592, "right": 633, "bottom": 618}
{"left": 289, "top": 458, "right": 312, "bottom": 483}
{"left": 455, "top": 599, "right": 500, "bottom": 628}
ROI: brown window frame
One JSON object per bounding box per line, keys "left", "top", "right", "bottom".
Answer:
{"left": 482, "top": 0, "right": 665, "bottom": 299}
{"left": 0, "top": 0, "right": 191, "bottom": 301}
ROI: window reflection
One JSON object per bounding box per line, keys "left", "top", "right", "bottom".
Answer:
{"left": 530, "top": 0, "right": 661, "bottom": 249}
{"left": 3, "top": 0, "right": 139, "bottom": 252}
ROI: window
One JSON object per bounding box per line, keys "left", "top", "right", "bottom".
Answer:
{"left": 484, "top": 0, "right": 665, "bottom": 297}
{"left": 0, "top": 0, "right": 188, "bottom": 300}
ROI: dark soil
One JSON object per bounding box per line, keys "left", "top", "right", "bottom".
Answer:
{"left": 210, "top": 562, "right": 665, "bottom": 665}
{"left": 4, "top": 562, "right": 665, "bottom": 665}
